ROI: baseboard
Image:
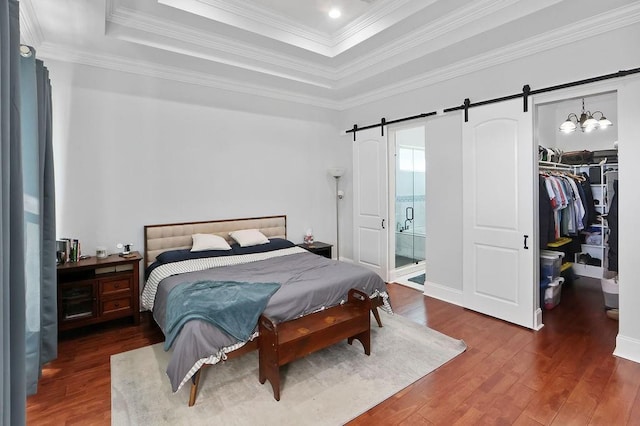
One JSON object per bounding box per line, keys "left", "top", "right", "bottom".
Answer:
{"left": 534, "top": 308, "right": 544, "bottom": 331}
{"left": 388, "top": 264, "right": 424, "bottom": 282}
{"left": 423, "top": 280, "right": 463, "bottom": 307}
{"left": 614, "top": 334, "right": 640, "bottom": 364}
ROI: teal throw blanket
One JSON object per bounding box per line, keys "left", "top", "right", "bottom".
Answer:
{"left": 164, "top": 280, "right": 281, "bottom": 350}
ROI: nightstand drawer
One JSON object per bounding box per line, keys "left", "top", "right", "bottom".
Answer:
{"left": 101, "top": 278, "right": 132, "bottom": 295}
{"left": 102, "top": 297, "right": 132, "bottom": 315}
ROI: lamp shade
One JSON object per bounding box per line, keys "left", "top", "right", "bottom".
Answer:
{"left": 329, "top": 167, "right": 346, "bottom": 178}
{"left": 559, "top": 119, "right": 576, "bottom": 133}
{"left": 599, "top": 117, "right": 613, "bottom": 129}
{"left": 583, "top": 115, "right": 598, "bottom": 128}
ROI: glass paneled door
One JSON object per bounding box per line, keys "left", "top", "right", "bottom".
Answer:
{"left": 394, "top": 126, "right": 426, "bottom": 268}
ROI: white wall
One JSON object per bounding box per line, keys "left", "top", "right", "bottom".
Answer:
{"left": 616, "top": 77, "right": 640, "bottom": 363}
{"left": 49, "top": 60, "right": 343, "bottom": 263}
{"left": 424, "top": 113, "right": 463, "bottom": 303}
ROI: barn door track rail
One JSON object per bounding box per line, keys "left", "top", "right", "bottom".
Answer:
{"left": 346, "top": 67, "right": 640, "bottom": 141}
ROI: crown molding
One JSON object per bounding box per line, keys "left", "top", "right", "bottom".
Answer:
{"left": 159, "top": 0, "right": 334, "bottom": 56}
{"left": 31, "top": 1, "right": 640, "bottom": 113}
{"left": 107, "top": 5, "right": 335, "bottom": 87}
{"left": 157, "top": 0, "right": 435, "bottom": 57}
{"left": 334, "top": 0, "right": 537, "bottom": 81}
{"left": 107, "top": 0, "right": 534, "bottom": 85}
{"left": 36, "top": 43, "right": 341, "bottom": 110}
{"left": 195, "top": 0, "right": 327, "bottom": 42}
{"left": 18, "top": 0, "right": 44, "bottom": 47}
{"left": 339, "top": 2, "right": 640, "bottom": 109}
{"left": 107, "top": 8, "right": 334, "bottom": 88}
{"left": 332, "top": 0, "right": 435, "bottom": 48}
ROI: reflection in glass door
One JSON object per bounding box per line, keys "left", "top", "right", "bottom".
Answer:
{"left": 394, "top": 127, "right": 426, "bottom": 268}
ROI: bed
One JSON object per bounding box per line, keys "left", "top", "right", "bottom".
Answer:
{"left": 141, "top": 215, "right": 392, "bottom": 405}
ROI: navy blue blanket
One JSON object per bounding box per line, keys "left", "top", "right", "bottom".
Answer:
{"left": 164, "top": 280, "right": 281, "bottom": 350}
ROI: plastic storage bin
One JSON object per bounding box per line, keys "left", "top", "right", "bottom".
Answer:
{"left": 542, "top": 277, "right": 564, "bottom": 310}
{"left": 601, "top": 271, "right": 619, "bottom": 309}
{"left": 540, "top": 253, "right": 561, "bottom": 281}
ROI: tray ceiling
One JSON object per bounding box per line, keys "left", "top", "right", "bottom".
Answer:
{"left": 20, "top": 0, "right": 640, "bottom": 109}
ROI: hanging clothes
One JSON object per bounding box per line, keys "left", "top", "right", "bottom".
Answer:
{"left": 608, "top": 180, "right": 619, "bottom": 272}
{"left": 539, "top": 175, "right": 555, "bottom": 248}
{"left": 579, "top": 172, "right": 599, "bottom": 226}
{"left": 539, "top": 170, "right": 586, "bottom": 243}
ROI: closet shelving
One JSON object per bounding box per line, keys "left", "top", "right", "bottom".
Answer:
{"left": 572, "top": 162, "right": 618, "bottom": 278}
{"left": 538, "top": 160, "right": 618, "bottom": 279}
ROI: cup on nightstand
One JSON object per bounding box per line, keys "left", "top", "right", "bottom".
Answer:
{"left": 96, "top": 246, "right": 108, "bottom": 259}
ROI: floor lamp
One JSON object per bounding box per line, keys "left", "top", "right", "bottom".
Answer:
{"left": 329, "top": 167, "right": 345, "bottom": 260}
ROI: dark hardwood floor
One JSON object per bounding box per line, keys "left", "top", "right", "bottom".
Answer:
{"left": 27, "top": 278, "right": 640, "bottom": 425}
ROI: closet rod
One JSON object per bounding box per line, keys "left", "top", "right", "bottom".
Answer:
{"left": 345, "top": 66, "right": 640, "bottom": 139}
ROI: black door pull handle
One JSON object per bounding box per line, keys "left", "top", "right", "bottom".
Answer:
{"left": 523, "top": 235, "right": 529, "bottom": 249}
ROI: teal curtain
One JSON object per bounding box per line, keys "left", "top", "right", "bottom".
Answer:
{"left": 1, "top": 0, "right": 27, "bottom": 424}
{"left": 36, "top": 59, "right": 57, "bottom": 384}
{"left": 20, "top": 48, "right": 57, "bottom": 396}
{"left": 1, "top": 0, "right": 56, "bottom": 422}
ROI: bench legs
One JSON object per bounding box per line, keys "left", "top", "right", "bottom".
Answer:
{"left": 348, "top": 328, "right": 370, "bottom": 355}
{"left": 259, "top": 289, "right": 372, "bottom": 401}
{"left": 371, "top": 306, "right": 383, "bottom": 328}
{"left": 258, "top": 315, "right": 282, "bottom": 401}
{"left": 371, "top": 295, "right": 385, "bottom": 328}
{"left": 259, "top": 365, "right": 281, "bottom": 401}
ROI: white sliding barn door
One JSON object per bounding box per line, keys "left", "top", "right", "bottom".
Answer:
{"left": 353, "top": 128, "right": 389, "bottom": 281}
{"left": 462, "top": 98, "right": 536, "bottom": 329}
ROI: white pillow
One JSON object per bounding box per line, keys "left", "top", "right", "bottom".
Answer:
{"left": 229, "top": 229, "right": 270, "bottom": 247}
{"left": 190, "top": 233, "right": 232, "bottom": 252}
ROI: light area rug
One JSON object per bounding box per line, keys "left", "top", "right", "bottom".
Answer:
{"left": 111, "top": 313, "right": 466, "bottom": 426}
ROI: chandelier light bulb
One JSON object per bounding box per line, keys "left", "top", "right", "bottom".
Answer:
{"left": 559, "top": 119, "right": 576, "bottom": 133}
{"left": 583, "top": 116, "right": 598, "bottom": 128}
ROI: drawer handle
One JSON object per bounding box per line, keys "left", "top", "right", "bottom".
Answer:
{"left": 114, "top": 303, "right": 120, "bottom": 308}
{"left": 114, "top": 284, "right": 120, "bottom": 288}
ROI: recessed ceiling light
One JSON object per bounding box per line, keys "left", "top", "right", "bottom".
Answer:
{"left": 328, "top": 8, "right": 341, "bottom": 19}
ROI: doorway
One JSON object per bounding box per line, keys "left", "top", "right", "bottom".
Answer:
{"left": 388, "top": 124, "right": 426, "bottom": 286}
{"left": 535, "top": 91, "right": 619, "bottom": 326}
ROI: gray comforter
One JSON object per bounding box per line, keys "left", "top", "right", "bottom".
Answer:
{"left": 150, "top": 250, "right": 390, "bottom": 392}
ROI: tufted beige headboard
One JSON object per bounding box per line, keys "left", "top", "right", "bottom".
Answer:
{"left": 144, "top": 215, "right": 287, "bottom": 268}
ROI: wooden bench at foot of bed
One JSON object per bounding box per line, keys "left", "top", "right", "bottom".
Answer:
{"left": 258, "top": 288, "right": 372, "bottom": 401}
{"left": 187, "top": 294, "right": 383, "bottom": 406}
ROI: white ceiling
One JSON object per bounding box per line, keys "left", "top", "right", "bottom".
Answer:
{"left": 19, "top": 0, "right": 640, "bottom": 110}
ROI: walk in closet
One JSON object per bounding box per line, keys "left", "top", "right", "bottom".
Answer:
{"left": 536, "top": 91, "right": 619, "bottom": 314}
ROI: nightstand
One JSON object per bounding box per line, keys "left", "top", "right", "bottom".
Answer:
{"left": 56, "top": 252, "right": 142, "bottom": 332}
{"left": 297, "top": 241, "right": 333, "bottom": 259}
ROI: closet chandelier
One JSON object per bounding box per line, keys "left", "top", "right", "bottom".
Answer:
{"left": 559, "top": 98, "right": 613, "bottom": 134}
